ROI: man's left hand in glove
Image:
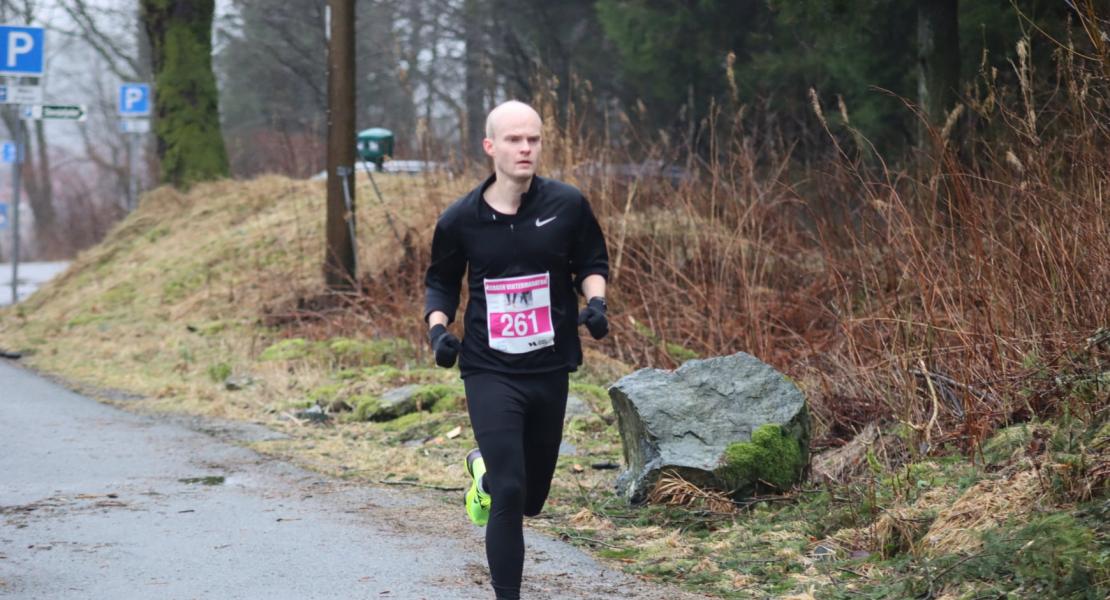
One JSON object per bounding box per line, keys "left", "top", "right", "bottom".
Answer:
{"left": 577, "top": 296, "right": 609, "bottom": 340}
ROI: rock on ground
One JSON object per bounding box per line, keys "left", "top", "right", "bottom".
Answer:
{"left": 609, "top": 352, "right": 809, "bottom": 502}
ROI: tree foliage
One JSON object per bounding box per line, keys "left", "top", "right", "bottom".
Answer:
{"left": 142, "top": 0, "right": 229, "bottom": 189}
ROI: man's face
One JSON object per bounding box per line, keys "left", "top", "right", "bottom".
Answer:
{"left": 484, "top": 108, "right": 542, "bottom": 183}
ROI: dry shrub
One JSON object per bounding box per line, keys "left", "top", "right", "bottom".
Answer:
{"left": 520, "top": 19, "right": 1110, "bottom": 456}
{"left": 258, "top": 15, "right": 1110, "bottom": 459}
{"left": 922, "top": 469, "right": 1046, "bottom": 556}
{"left": 647, "top": 470, "right": 736, "bottom": 514}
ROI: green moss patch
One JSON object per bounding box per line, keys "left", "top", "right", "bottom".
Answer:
{"left": 718, "top": 424, "right": 807, "bottom": 495}
{"left": 259, "top": 338, "right": 309, "bottom": 361}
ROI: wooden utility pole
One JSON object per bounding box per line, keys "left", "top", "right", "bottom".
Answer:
{"left": 325, "top": 0, "right": 357, "bottom": 289}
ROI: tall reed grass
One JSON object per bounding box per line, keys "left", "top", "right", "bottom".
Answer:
{"left": 300, "top": 19, "right": 1107, "bottom": 454}
{"left": 526, "top": 25, "right": 1109, "bottom": 452}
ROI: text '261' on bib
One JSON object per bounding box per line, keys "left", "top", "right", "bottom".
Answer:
{"left": 484, "top": 272, "right": 555, "bottom": 354}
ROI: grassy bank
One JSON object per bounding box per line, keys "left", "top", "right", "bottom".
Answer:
{"left": 1, "top": 165, "right": 1105, "bottom": 597}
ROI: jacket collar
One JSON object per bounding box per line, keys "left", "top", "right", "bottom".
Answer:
{"left": 472, "top": 174, "right": 543, "bottom": 222}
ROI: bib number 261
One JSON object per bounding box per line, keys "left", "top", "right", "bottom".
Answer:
{"left": 499, "top": 311, "right": 540, "bottom": 337}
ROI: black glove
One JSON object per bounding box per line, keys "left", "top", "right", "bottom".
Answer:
{"left": 428, "top": 324, "right": 461, "bottom": 368}
{"left": 577, "top": 297, "right": 609, "bottom": 340}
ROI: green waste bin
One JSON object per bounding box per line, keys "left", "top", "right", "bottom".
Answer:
{"left": 357, "top": 127, "right": 394, "bottom": 169}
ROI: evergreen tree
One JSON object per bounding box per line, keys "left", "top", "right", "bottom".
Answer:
{"left": 596, "top": 0, "right": 771, "bottom": 136}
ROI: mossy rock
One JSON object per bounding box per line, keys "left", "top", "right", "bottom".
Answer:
{"left": 610, "top": 352, "right": 810, "bottom": 503}
{"left": 412, "top": 384, "right": 465, "bottom": 412}
{"left": 717, "top": 423, "right": 808, "bottom": 495}
{"left": 351, "top": 395, "right": 383, "bottom": 421}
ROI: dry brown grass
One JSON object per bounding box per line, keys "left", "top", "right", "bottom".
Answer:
{"left": 922, "top": 468, "right": 1046, "bottom": 556}
{"left": 647, "top": 470, "right": 737, "bottom": 514}
{"left": 522, "top": 24, "right": 1110, "bottom": 458}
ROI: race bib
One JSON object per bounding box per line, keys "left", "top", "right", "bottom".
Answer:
{"left": 484, "top": 273, "right": 555, "bottom": 354}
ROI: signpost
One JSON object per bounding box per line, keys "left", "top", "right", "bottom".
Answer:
{"left": 0, "top": 23, "right": 43, "bottom": 303}
{"left": 7, "top": 115, "right": 19, "bottom": 304}
{"left": 119, "top": 83, "right": 152, "bottom": 212}
{"left": 21, "top": 104, "right": 87, "bottom": 121}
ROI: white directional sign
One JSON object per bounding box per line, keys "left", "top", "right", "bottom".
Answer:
{"left": 118, "top": 83, "right": 151, "bottom": 116}
{"left": 0, "top": 140, "right": 15, "bottom": 163}
{"left": 0, "top": 24, "right": 44, "bottom": 77}
{"left": 22, "top": 104, "right": 87, "bottom": 121}
{"left": 0, "top": 83, "right": 41, "bottom": 104}
{"left": 119, "top": 119, "right": 150, "bottom": 134}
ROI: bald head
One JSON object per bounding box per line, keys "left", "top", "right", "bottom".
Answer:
{"left": 485, "top": 100, "right": 542, "bottom": 140}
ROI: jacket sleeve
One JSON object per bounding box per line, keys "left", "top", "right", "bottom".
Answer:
{"left": 423, "top": 217, "right": 466, "bottom": 324}
{"left": 569, "top": 195, "right": 609, "bottom": 293}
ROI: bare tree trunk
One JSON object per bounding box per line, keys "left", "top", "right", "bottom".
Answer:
{"left": 463, "top": 0, "right": 486, "bottom": 163}
{"left": 30, "top": 120, "right": 54, "bottom": 251}
{"left": 917, "top": 0, "right": 960, "bottom": 128}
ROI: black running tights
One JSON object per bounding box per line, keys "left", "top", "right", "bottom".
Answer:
{"left": 463, "top": 370, "right": 568, "bottom": 600}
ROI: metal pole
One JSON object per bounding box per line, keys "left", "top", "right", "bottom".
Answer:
{"left": 338, "top": 165, "right": 358, "bottom": 275}
{"left": 10, "top": 107, "right": 21, "bottom": 305}
{"left": 128, "top": 131, "right": 138, "bottom": 211}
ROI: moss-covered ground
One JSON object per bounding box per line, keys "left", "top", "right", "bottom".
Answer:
{"left": 1, "top": 175, "right": 1105, "bottom": 598}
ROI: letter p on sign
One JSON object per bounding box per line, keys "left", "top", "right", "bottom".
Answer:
{"left": 0, "top": 25, "right": 44, "bottom": 77}
{"left": 8, "top": 32, "right": 32, "bottom": 67}
{"left": 119, "top": 83, "right": 151, "bottom": 117}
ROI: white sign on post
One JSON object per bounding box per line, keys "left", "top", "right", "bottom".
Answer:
{"left": 0, "top": 83, "right": 42, "bottom": 104}
{"left": 119, "top": 119, "right": 150, "bottom": 133}
{"left": 0, "top": 24, "right": 44, "bottom": 77}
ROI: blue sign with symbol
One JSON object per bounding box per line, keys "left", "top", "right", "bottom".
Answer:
{"left": 1, "top": 141, "right": 16, "bottom": 164}
{"left": 0, "top": 25, "right": 44, "bottom": 77}
{"left": 0, "top": 203, "right": 8, "bottom": 230}
{"left": 118, "top": 83, "right": 151, "bottom": 116}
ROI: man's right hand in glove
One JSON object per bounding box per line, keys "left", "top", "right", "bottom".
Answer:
{"left": 428, "top": 324, "right": 461, "bottom": 368}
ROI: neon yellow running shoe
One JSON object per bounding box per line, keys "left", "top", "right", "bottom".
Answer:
{"left": 464, "top": 448, "right": 491, "bottom": 526}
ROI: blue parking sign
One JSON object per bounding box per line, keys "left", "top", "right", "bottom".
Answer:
{"left": 0, "top": 203, "right": 8, "bottom": 230}
{"left": 119, "top": 83, "right": 151, "bottom": 117}
{"left": 0, "top": 25, "right": 44, "bottom": 77}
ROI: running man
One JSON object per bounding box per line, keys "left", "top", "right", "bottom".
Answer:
{"left": 423, "top": 100, "right": 609, "bottom": 600}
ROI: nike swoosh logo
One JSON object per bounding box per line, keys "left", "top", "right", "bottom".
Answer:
{"left": 536, "top": 216, "right": 557, "bottom": 227}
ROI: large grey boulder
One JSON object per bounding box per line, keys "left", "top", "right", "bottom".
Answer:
{"left": 609, "top": 352, "right": 809, "bottom": 503}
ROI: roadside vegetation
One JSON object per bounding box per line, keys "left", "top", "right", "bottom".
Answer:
{"left": 3, "top": 27, "right": 1108, "bottom": 600}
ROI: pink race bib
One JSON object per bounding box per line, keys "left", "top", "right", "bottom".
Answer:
{"left": 484, "top": 273, "right": 555, "bottom": 354}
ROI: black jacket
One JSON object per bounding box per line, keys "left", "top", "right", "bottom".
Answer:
{"left": 423, "top": 174, "right": 609, "bottom": 375}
